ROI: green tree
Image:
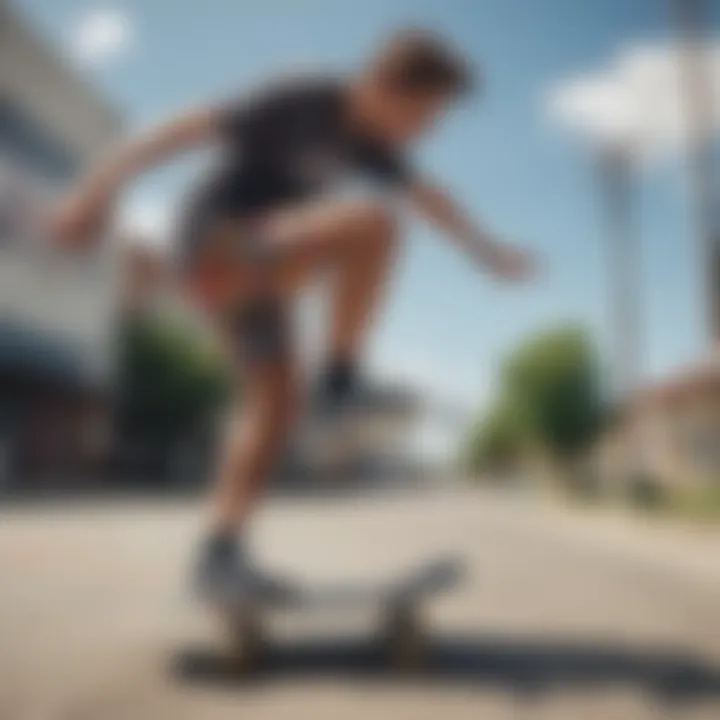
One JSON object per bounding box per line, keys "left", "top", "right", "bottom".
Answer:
{"left": 117, "top": 315, "right": 230, "bottom": 451}
{"left": 466, "top": 325, "right": 605, "bottom": 480}
{"left": 502, "top": 325, "right": 604, "bottom": 463}
{"left": 464, "top": 401, "right": 526, "bottom": 475}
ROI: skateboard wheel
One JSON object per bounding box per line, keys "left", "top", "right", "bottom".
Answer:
{"left": 382, "top": 604, "right": 427, "bottom": 671}
{"left": 224, "top": 606, "right": 266, "bottom": 672}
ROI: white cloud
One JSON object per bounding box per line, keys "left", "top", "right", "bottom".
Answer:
{"left": 70, "top": 7, "right": 134, "bottom": 65}
{"left": 119, "top": 197, "right": 173, "bottom": 248}
{"left": 547, "top": 40, "right": 720, "bottom": 159}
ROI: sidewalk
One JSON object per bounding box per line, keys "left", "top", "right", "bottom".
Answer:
{"left": 536, "top": 496, "right": 720, "bottom": 595}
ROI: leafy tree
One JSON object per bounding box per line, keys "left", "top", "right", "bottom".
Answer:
{"left": 502, "top": 325, "right": 604, "bottom": 463}
{"left": 464, "top": 401, "right": 526, "bottom": 474}
{"left": 466, "top": 324, "right": 605, "bottom": 477}
{"left": 116, "top": 315, "right": 230, "bottom": 450}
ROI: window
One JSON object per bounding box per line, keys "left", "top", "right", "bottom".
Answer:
{"left": 0, "top": 99, "right": 77, "bottom": 183}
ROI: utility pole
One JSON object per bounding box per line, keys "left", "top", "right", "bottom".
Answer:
{"left": 598, "top": 143, "right": 641, "bottom": 400}
{"left": 676, "top": 0, "right": 720, "bottom": 349}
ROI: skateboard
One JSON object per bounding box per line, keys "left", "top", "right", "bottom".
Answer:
{"left": 202, "top": 556, "right": 464, "bottom": 674}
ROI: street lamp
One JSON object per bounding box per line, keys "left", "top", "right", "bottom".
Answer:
{"left": 596, "top": 141, "right": 642, "bottom": 401}
{"left": 549, "top": 71, "right": 646, "bottom": 401}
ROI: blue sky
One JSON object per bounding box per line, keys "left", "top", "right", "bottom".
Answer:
{"left": 14, "top": 0, "right": 720, "bottom": 417}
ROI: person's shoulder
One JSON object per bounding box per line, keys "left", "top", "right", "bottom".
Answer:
{"left": 242, "top": 70, "right": 344, "bottom": 110}
{"left": 268, "top": 70, "right": 344, "bottom": 106}
{"left": 217, "top": 70, "right": 345, "bottom": 133}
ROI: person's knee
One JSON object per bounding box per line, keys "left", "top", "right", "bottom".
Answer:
{"left": 359, "top": 201, "right": 397, "bottom": 239}
{"left": 255, "top": 368, "right": 299, "bottom": 431}
{"left": 344, "top": 200, "right": 397, "bottom": 254}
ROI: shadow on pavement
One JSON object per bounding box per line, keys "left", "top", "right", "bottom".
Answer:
{"left": 171, "top": 633, "right": 720, "bottom": 706}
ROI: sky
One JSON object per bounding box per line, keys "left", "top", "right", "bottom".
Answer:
{"left": 12, "top": 0, "right": 720, "bottom": 429}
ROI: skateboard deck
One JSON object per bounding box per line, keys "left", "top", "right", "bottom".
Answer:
{"left": 286, "top": 556, "right": 461, "bottom": 609}
{"left": 200, "top": 557, "right": 464, "bottom": 673}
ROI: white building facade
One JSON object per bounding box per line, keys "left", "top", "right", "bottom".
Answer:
{"left": 0, "top": 0, "right": 123, "bottom": 485}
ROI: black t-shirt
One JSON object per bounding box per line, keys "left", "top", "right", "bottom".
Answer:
{"left": 194, "top": 75, "right": 413, "bottom": 217}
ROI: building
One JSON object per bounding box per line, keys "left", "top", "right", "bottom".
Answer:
{"left": 288, "top": 386, "right": 426, "bottom": 486}
{"left": 596, "top": 356, "right": 720, "bottom": 492}
{"left": 0, "top": 1, "right": 124, "bottom": 487}
{"left": 631, "top": 358, "right": 720, "bottom": 485}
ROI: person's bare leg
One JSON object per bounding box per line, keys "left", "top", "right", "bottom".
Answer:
{"left": 327, "top": 206, "right": 397, "bottom": 362}
{"left": 195, "top": 354, "right": 298, "bottom": 598}
{"left": 203, "top": 199, "right": 397, "bottom": 537}
{"left": 210, "top": 358, "right": 297, "bottom": 534}
{"left": 271, "top": 199, "right": 398, "bottom": 358}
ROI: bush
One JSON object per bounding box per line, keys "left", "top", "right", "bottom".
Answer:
{"left": 626, "top": 472, "right": 667, "bottom": 511}
{"left": 464, "top": 401, "right": 526, "bottom": 476}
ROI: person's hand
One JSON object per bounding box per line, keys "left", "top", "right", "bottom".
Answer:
{"left": 46, "top": 185, "right": 114, "bottom": 249}
{"left": 483, "top": 241, "right": 536, "bottom": 282}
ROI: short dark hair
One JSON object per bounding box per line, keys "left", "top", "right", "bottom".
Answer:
{"left": 371, "top": 29, "right": 476, "bottom": 98}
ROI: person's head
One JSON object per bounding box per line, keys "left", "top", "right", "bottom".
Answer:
{"left": 352, "top": 29, "right": 476, "bottom": 143}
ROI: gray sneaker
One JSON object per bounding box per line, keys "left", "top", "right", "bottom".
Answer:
{"left": 193, "top": 536, "right": 296, "bottom": 605}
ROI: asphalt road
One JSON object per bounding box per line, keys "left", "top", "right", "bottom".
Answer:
{"left": 1, "top": 486, "right": 720, "bottom": 719}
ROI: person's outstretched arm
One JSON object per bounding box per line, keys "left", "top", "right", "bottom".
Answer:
{"left": 50, "top": 107, "right": 220, "bottom": 247}
{"left": 408, "top": 178, "right": 535, "bottom": 281}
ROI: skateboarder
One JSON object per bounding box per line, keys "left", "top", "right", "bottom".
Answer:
{"left": 50, "top": 29, "right": 535, "bottom": 598}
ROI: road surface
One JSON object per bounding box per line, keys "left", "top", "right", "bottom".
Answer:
{"left": 1, "top": 486, "right": 720, "bottom": 719}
